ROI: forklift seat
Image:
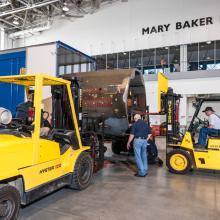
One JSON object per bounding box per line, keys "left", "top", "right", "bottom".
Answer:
{"left": 49, "top": 129, "right": 79, "bottom": 152}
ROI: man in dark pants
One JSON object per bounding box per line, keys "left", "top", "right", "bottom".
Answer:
{"left": 127, "top": 114, "right": 151, "bottom": 177}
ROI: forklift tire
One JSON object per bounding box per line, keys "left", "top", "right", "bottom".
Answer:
{"left": 70, "top": 152, "right": 93, "bottom": 190}
{"left": 0, "top": 184, "right": 21, "bottom": 220}
{"left": 166, "top": 149, "right": 192, "bottom": 174}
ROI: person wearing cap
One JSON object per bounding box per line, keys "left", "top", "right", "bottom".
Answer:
{"left": 127, "top": 114, "right": 151, "bottom": 177}
{"left": 197, "top": 107, "right": 220, "bottom": 147}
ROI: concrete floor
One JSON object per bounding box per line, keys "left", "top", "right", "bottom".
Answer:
{"left": 19, "top": 137, "right": 220, "bottom": 220}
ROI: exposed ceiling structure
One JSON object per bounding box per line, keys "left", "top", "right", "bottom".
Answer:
{"left": 0, "top": 0, "right": 127, "bottom": 38}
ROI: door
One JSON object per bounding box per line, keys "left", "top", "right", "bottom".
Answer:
{"left": 0, "top": 50, "right": 25, "bottom": 115}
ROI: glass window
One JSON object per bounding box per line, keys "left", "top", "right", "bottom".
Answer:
{"left": 169, "top": 46, "right": 180, "bottom": 72}
{"left": 81, "top": 63, "right": 87, "bottom": 72}
{"left": 73, "top": 64, "right": 79, "bottom": 73}
{"left": 96, "top": 55, "right": 106, "bottom": 70}
{"left": 199, "top": 41, "right": 215, "bottom": 70}
{"left": 107, "top": 53, "right": 117, "bottom": 69}
{"left": 130, "top": 50, "right": 142, "bottom": 68}
{"left": 66, "top": 65, "right": 72, "bottom": 74}
{"left": 59, "top": 66, "right": 65, "bottom": 75}
{"left": 118, "top": 52, "right": 129, "bottom": 69}
{"left": 155, "top": 47, "right": 169, "bottom": 73}
{"left": 187, "top": 43, "right": 199, "bottom": 71}
{"left": 143, "top": 49, "right": 155, "bottom": 74}
{"left": 57, "top": 45, "right": 95, "bottom": 75}
{"left": 215, "top": 40, "right": 220, "bottom": 69}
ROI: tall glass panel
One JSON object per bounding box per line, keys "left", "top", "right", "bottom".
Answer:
{"left": 169, "top": 46, "right": 180, "bottom": 72}
{"left": 118, "top": 52, "right": 129, "bottom": 69}
{"left": 96, "top": 55, "right": 106, "bottom": 70}
{"left": 59, "top": 66, "right": 65, "bottom": 75}
{"left": 66, "top": 65, "right": 72, "bottom": 74}
{"left": 107, "top": 53, "right": 117, "bottom": 69}
{"left": 199, "top": 41, "right": 215, "bottom": 70}
{"left": 187, "top": 43, "right": 199, "bottom": 71}
{"left": 215, "top": 40, "right": 220, "bottom": 69}
{"left": 155, "top": 47, "right": 169, "bottom": 73}
{"left": 130, "top": 50, "right": 142, "bottom": 69}
{"left": 143, "top": 49, "right": 155, "bottom": 74}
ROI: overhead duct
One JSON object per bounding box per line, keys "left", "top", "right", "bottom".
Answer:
{"left": 0, "top": 1, "right": 10, "bottom": 8}
{"left": 0, "top": 0, "right": 124, "bottom": 36}
{"left": 8, "top": 22, "right": 51, "bottom": 39}
{"left": 0, "top": 0, "right": 59, "bottom": 17}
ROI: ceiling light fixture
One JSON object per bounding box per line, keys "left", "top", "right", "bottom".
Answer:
{"left": 206, "top": 41, "right": 212, "bottom": 44}
{"left": 12, "top": 18, "right": 19, "bottom": 25}
{"left": 62, "top": 3, "right": 69, "bottom": 12}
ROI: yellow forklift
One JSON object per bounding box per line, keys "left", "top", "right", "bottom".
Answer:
{"left": 158, "top": 73, "right": 220, "bottom": 174}
{"left": 0, "top": 74, "right": 93, "bottom": 219}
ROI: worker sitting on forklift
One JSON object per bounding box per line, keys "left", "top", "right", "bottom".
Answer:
{"left": 197, "top": 106, "right": 220, "bottom": 147}
{"left": 16, "top": 93, "right": 51, "bottom": 136}
{"left": 16, "top": 93, "right": 33, "bottom": 123}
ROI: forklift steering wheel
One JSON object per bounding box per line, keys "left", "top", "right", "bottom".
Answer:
{"left": 10, "top": 118, "right": 24, "bottom": 129}
{"left": 196, "top": 117, "right": 208, "bottom": 127}
{"left": 10, "top": 118, "right": 34, "bottom": 134}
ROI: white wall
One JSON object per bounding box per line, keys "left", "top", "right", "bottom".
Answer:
{"left": 26, "top": 44, "right": 57, "bottom": 76}
{"left": 15, "top": 0, "right": 220, "bottom": 55}
{"left": 0, "top": 30, "right": 14, "bottom": 50}
{"left": 4, "top": 33, "right": 14, "bottom": 49}
{"left": 26, "top": 44, "right": 57, "bottom": 99}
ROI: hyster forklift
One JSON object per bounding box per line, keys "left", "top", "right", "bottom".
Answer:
{"left": 158, "top": 73, "right": 220, "bottom": 174}
{"left": 0, "top": 74, "right": 94, "bottom": 219}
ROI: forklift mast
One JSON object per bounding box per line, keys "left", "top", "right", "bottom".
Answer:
{"left": 157, "top": 73, "right": 182, "bottom": 145}
{"left": 161, "top": 87, "right": 181, "bottom": 144}
{"left": 52, "top": 78, "right": 105, "bottom": 172}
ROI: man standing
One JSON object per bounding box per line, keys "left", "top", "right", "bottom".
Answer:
{"left": 197, "top": 107, "right": 220, "bottom": 147}
{"left": 127, "top": 114, "right": 151, "bottom": 177}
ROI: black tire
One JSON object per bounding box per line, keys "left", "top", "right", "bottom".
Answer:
{"left": 70, "top": 152, "right": 93, "bottom": 190}
{"left": 166, "top": 149, "right": 192, "bottom": 174}
{"left": 0, "top": 185, "right": 21, "bottom": 220}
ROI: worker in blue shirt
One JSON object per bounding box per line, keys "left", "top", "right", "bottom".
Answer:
{"left": 127, "top": 114, "right": 151, "bottom": 177}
